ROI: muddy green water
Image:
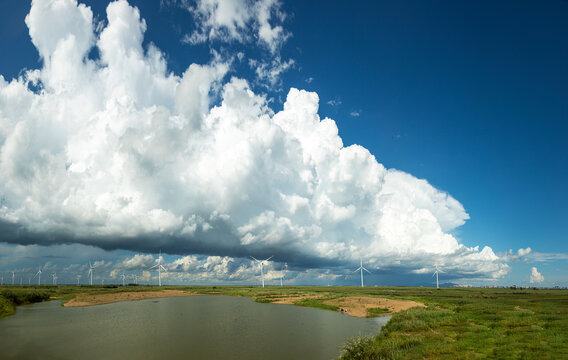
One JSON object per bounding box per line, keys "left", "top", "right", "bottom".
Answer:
{"left": 0, "top": 295, "right": 389, "bottom": 360}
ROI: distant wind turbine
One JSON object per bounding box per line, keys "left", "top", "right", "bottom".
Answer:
{"left": 149, "top": 250, "right": 167, "bottom": 286}
{"left": 354, "top": 259, "right": 371, "bottom": 288}
{"left": 76, "top": 274, "right": 81, "bottom": 285}
{"left": 433, "top": 265, "right": 445, "bottom": 289}
{"left": 34, "top": 267, "right": 43, "bottom": 285}
{"left": 52, "top": 273, "right": 58, "bottom": 285}
{"left": 250, "top": 256, "right": 273, "bottom": 288}
{"left": 280, "top": 262, "right": 288, "bottom": 287}
{"left": 133, "top": 274, "right": 138, "bottom": 285}
{"left": 11, "top": 271, "right": 15, "bottom": 285}
{"left": 121, "top": 273, "right": 126, "bottom": 286}
{"left": 88, "top": 261, "right": 96, "bottom": 286}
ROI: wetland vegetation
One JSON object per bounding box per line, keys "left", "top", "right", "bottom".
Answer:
{"left": 1, "top": 285, "right": 567, "bottom": 359}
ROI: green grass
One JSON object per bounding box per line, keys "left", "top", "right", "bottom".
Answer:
{"left": 368, "top": 307, "right": 390, "bottom": 316}
{"left": 1, "top": 285, "right": 567, "bottom": 359}
{"left": 337, "top": 288, "right": 568, "bottom": 359}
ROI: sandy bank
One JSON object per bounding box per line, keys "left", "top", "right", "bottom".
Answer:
{"left": 324, "top": 296, "right": 425, "bottom": 317}
{"left": 254, "top": 293, "right": 425, "bottom": 318}
{"left": 63, "top": 290, "right": 194, "bottom": 307}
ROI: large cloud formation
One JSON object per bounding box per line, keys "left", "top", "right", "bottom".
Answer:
{"left": 0, "top": 0, "right": 509, "bottom": 279}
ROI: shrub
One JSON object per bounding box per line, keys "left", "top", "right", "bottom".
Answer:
{"left": 338, "top": 335, "right": 377, "bottom": 360}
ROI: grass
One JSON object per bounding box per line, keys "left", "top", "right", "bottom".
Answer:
{"left": 368, "top": 307, "right": 390, "bottom": 316}
{"left": 0, "top": 284, "right": 567, "bottom": 359}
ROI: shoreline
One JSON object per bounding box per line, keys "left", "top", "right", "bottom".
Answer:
{"left": 63, "top": 290, "right": 425, "bottom": 318}
{"left": 63, "top": 290, "right": 195, "bottom": 307}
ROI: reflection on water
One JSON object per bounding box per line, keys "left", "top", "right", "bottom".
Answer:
{"left": 0, "top": 295, "right": 389, "bottom": 360}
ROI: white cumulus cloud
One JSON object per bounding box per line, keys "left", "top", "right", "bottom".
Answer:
{"left": 529, "top": 267, "right": 544, "bottom": 283}
{"left": 0, "top": 0, "right": 509, "bottom": 280}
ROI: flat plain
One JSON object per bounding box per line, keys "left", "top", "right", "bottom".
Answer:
{"left": 1, "top": 285, "right": 567, "bottom": 359}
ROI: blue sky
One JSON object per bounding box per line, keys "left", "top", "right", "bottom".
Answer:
{"left": 0, "top": 0, "right": 566, "bottom": 287}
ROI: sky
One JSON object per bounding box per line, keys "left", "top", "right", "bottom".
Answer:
{"left": 0, "top": 0, "right": 566, "bottom": 287}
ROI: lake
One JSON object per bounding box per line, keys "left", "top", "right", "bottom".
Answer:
{"left": 0, "top": 295, "right": 389, "bottom": 360}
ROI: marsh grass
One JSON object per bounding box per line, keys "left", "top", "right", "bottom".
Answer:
{"left": 1, "top": 285, "right": 567, "bottom": 359}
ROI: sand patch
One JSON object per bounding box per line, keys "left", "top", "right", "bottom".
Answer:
{"left": 270, "top": 294, "right": 324, "bottom": 304}
{"left": 63, "top": 290, "right": 194, "bottom": 307}
{"left": 324, "top": 296, "right": 425, "bottom": 317}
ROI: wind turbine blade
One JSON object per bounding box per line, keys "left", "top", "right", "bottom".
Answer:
{"left": 250, "top": 256, "right": 259, "bottom": 262}
{"left": 353, "top": 267, "right": 362, "bottom": 273}
{"left": 264, "top": 255, "right": 274, "bottom": 262}
{"left": 159, "top": 265, "right": 167, "bottom": 271}
{"left": 149, "top": 264, "right": 159, "bottom": 270}
{"left": 363, "top": 267, "right": 371, "bottom": 274}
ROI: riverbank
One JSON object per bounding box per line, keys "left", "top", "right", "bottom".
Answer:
{"left": 63, "top": 289, "right": 193, "bottom": 307}
{"left": 63, "top": 289, "right": 424, "bottom": 318}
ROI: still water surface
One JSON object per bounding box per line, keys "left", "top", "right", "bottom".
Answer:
{"left": 0, "top": 295, "right": 389, "bottom": 360}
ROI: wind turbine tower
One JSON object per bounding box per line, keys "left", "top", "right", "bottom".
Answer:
{"left": 354, "top": 259, "right": 371, "bottom": 288}
{"left": 34, "top": 267, "right": 43, "bottom": 285}
{"left": 121, "top": 273, "right": 126, "bottom": 286}
{"left": 88, "top": 261, "right": 96, "bottom": 286}
{"left": 149, "top": 250, "right": 167, "bottom": 286}
{"left": 433, "top": 265, "right": 444, "bottom": 289}
{"left": 250, "top": 256, "right": 273, "bottom": 288}
{"left": 76, "top": 274, "right": 81, "bottom": 285}
{"left": 52, "top": 273, "right": 57, "bottom": 285}
{"left": 280, "top": 262, "right": 288, "bottom": 287}
{"left": 11, "top": 271, "right": 15, "bottom": 285}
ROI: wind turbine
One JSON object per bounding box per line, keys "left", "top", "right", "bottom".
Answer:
{"left": 121, "top": 273, "right": 126, "bottom": 286}
{"left": 11, "top": 271, "right": 15, "bottom": 285}
{"left": 133, "top": 274, "right": 138, "bottom": 285}
{"left": 76, "top": 274, "right": 81, "bottom": 285}
{"left": 433, "top": 265, "right": 444, "bottom": 289}
{"left": 250, "top": 255, "right": 273, "bottom": 288}
{"left": 52, "top": 273, "right": 58, "bottom": 285}
{"left": 149, "top": 250, "right": 167, "bottom": 286}
{"left": 88, "top": 261, "right": 96, "bottom": 286}
{"left": 280, "top": 262, "right": 288, "bottom": 287}
{"left": 354, "top": 259, "right": 370, "bottom": 288}
{"left": 34, "top": 267, "right": 43, "bottom": 285}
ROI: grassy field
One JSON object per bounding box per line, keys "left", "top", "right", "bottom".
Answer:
{"left": 1, "top": 285, "right": 567, "bottom": 359}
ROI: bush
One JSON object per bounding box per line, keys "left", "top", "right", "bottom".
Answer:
{"left": 338, "top": 335, "right": 377, "bottom": 360}
{"left": 0, "top": 289, "right": 50, "bottom": 305}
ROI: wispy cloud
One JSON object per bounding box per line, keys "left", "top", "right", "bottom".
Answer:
{"left": 327, "top": 98, "right": 341, "bottom": 106}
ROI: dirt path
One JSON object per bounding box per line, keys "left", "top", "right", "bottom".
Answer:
{"left": 63, "top": 290, "right": 194, "bottom": 307}
{"left": 324, "top": 296, "right": 425, "bottom": 317}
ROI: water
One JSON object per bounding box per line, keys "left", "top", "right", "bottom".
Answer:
{"left": 0, "top": 295, "right": 389, "bottom": 360}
